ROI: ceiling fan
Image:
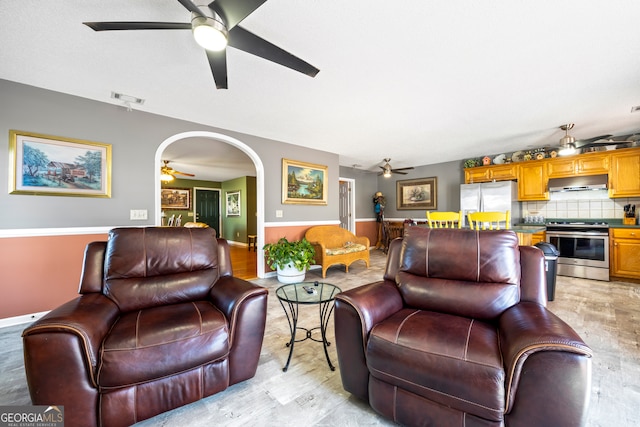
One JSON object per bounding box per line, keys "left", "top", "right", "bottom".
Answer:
{"left": 557, "top": 124, "right": 639, "bottom": 155}
{"left": 378, "top": 158, "right": 414, "bottom": 177}
{"left": 83, "top": 0, "right": 319, "bottom": 89}
{"left": 161, "top": 160, "right": 195, "bottom": 182}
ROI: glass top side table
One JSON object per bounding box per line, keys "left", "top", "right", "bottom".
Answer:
{"left": 275, "top": 281, "right": 341, "bottom": 372}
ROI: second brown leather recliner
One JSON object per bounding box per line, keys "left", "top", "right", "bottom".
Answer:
{"left": 334, "top": 227, "right": 593, "bottom": 427}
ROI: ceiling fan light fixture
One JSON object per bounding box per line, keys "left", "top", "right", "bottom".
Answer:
{"left": 383, "top": 165, "right": 392, "bottom": 178}
{"left": 160, "top": 172, "right": 174, "bottom": 182}
{"left": 558, "top": 123, "right": 577, "bottom": 156}
{"left": 192, "top": 15, "right": 227, "bottom": 51}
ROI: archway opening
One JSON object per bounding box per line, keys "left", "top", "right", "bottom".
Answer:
{"left": 155, "top": 131, "right": 265, "bottom": 278}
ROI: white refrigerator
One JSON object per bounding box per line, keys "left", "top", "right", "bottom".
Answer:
{"left": 459, "top": 181, "right": 521, "bottom": 227}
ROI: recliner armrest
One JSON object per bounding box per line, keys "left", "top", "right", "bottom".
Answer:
{"left": 23, "top": 293, "right": 120, "bottom": 383}
{"left": 209, "top": 276, "right": 268, "bottom": 384}
{"left": 499, "top": 302, "right": 593, "bottom": 412}
{"left": 335, "top": 280, "right": 402, "bottom": 334}
{"left": 209, "top": 276, "right": 268, "bottom": 330}
{"left": 334, "top": 280, "right": 402, "bottom": 401}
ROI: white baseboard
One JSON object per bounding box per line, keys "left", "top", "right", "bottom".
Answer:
{"left": 0, "top": 311, "right": 50, "bottom": 328}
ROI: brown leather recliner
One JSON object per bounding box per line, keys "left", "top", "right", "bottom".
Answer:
{"left": 334, "top": 227, "right": 593, "bottom": 427}
{"left": 22, "top": 227, "right": 268, "bottom": 427}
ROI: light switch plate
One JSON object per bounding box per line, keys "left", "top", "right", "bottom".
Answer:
{"left": 130, "top": 209, "right": 148, "bottom": 220}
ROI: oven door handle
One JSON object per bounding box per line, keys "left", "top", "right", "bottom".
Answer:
{"left": 546, "top": 230, "right": 609, "bottom": 237}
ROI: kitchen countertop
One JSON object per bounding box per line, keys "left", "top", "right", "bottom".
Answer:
{"left": 607, "top": 219, "right": 640, "bottom": 228}
{"left": 518, "top": 219, "right": 640, "bottom": 229}
{"left": 511, "top": 225, "right": 546, "bottom": 233}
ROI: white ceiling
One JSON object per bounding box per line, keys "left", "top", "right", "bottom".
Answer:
{"left": 2, "top": 0, "right": 640, "bottom": 182}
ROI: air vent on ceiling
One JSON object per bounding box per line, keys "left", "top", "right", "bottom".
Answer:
{"left": 111, "top": 92, "right": 145, "bottom": 105}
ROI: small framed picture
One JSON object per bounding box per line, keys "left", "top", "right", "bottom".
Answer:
{"left": 226, "top": 190, "right": 240, "bottom": 216}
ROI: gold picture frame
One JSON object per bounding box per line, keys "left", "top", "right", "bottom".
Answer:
{"left": 282, "top": 158, "right": 328, "bottom": 205}
{"left": 397, "top": 177, "right": 437, "bottom": 210}
{"left": 161, "top": 188, "right": 191, "bottom": 210}
{"left": 9, "top": 130, "right": 112, "bottom": 198}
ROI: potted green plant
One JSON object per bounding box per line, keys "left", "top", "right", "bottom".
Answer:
{"left": 263, "top": 237, "right": 316, "bottom": 283}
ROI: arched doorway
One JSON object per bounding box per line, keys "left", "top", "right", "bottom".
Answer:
{"left": 155, "top": 131, "right": 266, "bottom": 278}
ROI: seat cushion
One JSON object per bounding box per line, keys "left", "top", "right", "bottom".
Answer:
{"left": 98, "top": 301, "right": 229, "bottom": 388}
{"left": 325, "top": 243, "right": 367, "bottom": 255}
{"left": 367, "top": 308, "right": 505, "bottom": 422}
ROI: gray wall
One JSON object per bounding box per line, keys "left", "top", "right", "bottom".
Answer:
{"left": 0, "top": 79, "right": 339, "bottom": 229}
{"left": 376, "top": 160, "right": 464, "bottom": 219}
{"left": 339, "top": 166, "right": 379, "bottom": 219}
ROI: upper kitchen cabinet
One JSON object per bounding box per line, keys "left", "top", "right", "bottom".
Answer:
{"left": 464, "top": 164, "right": 517, "bottom": 183}
{"left": 518, "top": 162, "right": 549, "bottom": 201}
{"left": 609, "top": 149, "right": 640, "bottom": 198}
{"left": 547, "top": 152, "right": 610, "bottom": 178}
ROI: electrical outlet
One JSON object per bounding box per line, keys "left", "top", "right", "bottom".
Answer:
{"left": 236, "top": 232, "right": 240, "bottom": 237}
{"left": 130, "top": 209, "right": 148, "bottom": 220}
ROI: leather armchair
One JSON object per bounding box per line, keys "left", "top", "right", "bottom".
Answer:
{"left": 23, "top": 227, "right": 268, "bottom": 427}
{"left": 334, "top": 227, "right": 592, "bottom": 427}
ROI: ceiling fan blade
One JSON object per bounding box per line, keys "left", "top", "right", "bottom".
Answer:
{"left": 228, "top": 26, "right": 319, "bottom": 77}
{"left": 84, "top": 22, "right": 191, "bottom": 31}
{"left": 177, "top": 0, "right": 206, "bottom": 17}
{"left": 209, "top": 0, "right": 267, "bottom": 29}
{"left": 391, "top": 167, "right": 414, "bottom": 172}
{"left": 205, "top": 49, "right": 228, "bottom": 89}
{"left": 393, "top": 171, "right": 408, "bottom": 175}
{"left": 173, "top": 171, "right": 196, "bottom": 177}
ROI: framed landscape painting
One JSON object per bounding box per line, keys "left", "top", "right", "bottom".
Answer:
{"left": 9, "top": 130, "right": 112, "bottom": 197}
{"left": 161, "top": 188, "right": 191, "bottom": 210}
{"left": 282, "top": 158, "right": 328, "bottom": 205}
{"left": 397, "top": 177, "right": 437, "bottom": 210}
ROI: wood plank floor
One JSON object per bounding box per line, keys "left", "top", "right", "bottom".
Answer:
{"left": 229, "top": 243, "right": 258, "bottom": 280}
{"left": 1, "top": 249, "right": 638, "bottom": 426}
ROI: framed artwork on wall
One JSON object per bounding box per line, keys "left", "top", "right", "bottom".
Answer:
{"left": 9, "top": 130, "right": 112, "bottom": 197}
{"left": 282, "top": 158, "right": 328, "bottom": 205}
{"left": 226, "top": 190, "right": 240, "bottom": 216}
{"left": 397, "top": 177, "right": 437, "bottom": 210}
{"left": 161, "top": 188, "right": 191, "bottom": 210}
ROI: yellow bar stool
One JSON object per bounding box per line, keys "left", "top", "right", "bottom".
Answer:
{"left": 426, "top": 211, "right": 463, "bottom": 228}
{"left": 467, "top": 210, "right": 511, "bottom": 230}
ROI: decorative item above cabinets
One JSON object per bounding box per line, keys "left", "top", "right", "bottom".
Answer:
{"left": 464, "top": 147, "right": 640, "bottom": 199}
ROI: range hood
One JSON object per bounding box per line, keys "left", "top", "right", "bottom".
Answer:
{"left": 548, "top": 174, "right": 608, "bottom": 192}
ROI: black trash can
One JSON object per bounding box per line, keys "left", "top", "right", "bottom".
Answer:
{"left": 535, "top": 242, "right": 560, "bottom": 301}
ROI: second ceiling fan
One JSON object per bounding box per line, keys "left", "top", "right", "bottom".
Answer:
{"left": 378, "top": 158, "right": 414, "bottom": 177}
{"left": 558, "top": 124, "right": 640, "bottom": 155}
{"left": 83, "top": 0, "right": 319, "bottom": 89}
{"left": 161, "top": 160, "right": 195, "bottom": 182}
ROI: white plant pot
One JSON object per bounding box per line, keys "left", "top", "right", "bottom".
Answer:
{"left": 276, "top": 263, "right": 306, "bottom": 284}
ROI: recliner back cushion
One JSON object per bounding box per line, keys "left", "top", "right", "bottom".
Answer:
{"left": 397, "top": 227, "right": 520, "bottom": 319}
{"left": 104, "top": 227, "right": 219, "bottom": 312}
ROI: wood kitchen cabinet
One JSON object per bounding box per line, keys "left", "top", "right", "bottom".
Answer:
{"left": 610, "top": 228, "right": 640, "bottom": 279}
{"left": 464, "top": 164, "right": 517, "bottom": 183}
{"left": 464, "top": 167, "right": 490, "bottom": 183}
{"left": 531, "top": 231, "right": 546, "bottom": 246}
{"left": 517, "top": 162, "right": 548, "bottom": 201}
{"left": 609, "top": 150, "right": 640, "bottom": 198}
{"left": 547, "top": 153, "right": 610, "bottom": 178}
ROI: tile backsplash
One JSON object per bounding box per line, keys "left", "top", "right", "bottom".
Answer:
{"left": 523, "top": 190, "right": 640, "bottom": 220}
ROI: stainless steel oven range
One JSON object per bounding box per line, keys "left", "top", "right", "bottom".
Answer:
{"left": 545, "top": 221, "right": 609, "bottom": 281}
